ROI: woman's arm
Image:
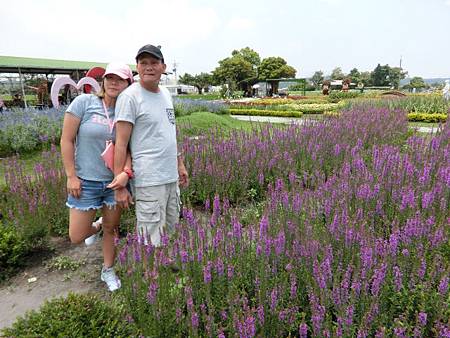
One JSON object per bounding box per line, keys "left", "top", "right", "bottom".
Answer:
{"left": 60, "top": 113, "right": 81, "bottom": 198}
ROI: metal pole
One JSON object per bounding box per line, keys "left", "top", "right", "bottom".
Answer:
{"left": 18, "top": 67, "right": 28, "bottom": 108}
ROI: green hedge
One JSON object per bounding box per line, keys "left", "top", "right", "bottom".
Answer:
{"left": 328, "top": 91, "right": 361, "bottom": 102}
{"left": 1, "top": 293, "right": 139, "bottom": 338}
{"left": 229, "top": 108, "right": 303, "bottom": 117}
{"left": 407, "top": 112, "right": 447, "bottom": 123}
{"left": 286, "top": 102, "right": 344, "bottom": 114}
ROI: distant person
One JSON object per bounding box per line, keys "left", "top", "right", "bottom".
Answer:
{"left": 342, "top": 79, "right": 350, "bottom": 92}
{"left": 60, "top": 62, "right": 134, "bottom": 292}
{"left": 0, "top": 97, "right": 4, "bottom": 112}
{"left": 443, "top": 80, "right": 450, "bottom": 101}
{"left": 114, "top": 44, "right": 189, "bottom": 247}
{"left": 322, "top": 81, "right": 330, "bottom": 95}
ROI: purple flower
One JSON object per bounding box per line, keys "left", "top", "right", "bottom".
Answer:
{"left": 371, "top": 263, "right": 388, "bottom": 297}
{"left": 418, "top": 312, "right": 427, "bottom": 326}
{"left": 191, "top": 312, "right": 199, "bottom": 329}
{"left": 393, "top": 326, "right": 407, "bottom": 338}
{"left": 203, "top": 260, "right": 212, "bottom": 284}
{"left": 227, "top": 264, "right": 234, "bottom": 279}
{"left": 146, "top": 280, "right": 158, "bottom": 304}
{"left": 438, "top": 276, "right": 448, "bottom": 296}
{"left": 257, "top": 304, "right": 264, "bottom": 325}
{"left": 216, "top": 258, "right": 224, "bottom": 276}
{"left": 270, "top": 287, "right": 278, "bottom": 312}
{"left": 299, "top": 322, "right": 308, "bottom": 338}
{"left": 393, "top": 265, "right": 403, "bottom": 291}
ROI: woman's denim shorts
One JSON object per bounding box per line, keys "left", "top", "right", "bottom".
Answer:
{"left": 66, "top": 178, "right": 116, "bottom": 211}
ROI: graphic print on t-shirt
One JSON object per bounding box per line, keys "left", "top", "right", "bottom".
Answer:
{"left": 166, "top": 108, "right": 175, "bottom": 124}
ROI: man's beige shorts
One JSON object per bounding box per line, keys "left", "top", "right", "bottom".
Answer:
{"left": 133, "top": 182, "right": 180, "bottom": 247}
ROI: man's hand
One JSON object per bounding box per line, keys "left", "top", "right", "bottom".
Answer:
{"left": 178, "top": 161, "right": 189, "bottom": 188}
{"left": 115, "top": 187, "right": 134, "bottom": 209}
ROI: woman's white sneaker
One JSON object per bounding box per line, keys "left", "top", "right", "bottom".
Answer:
{"left": 85, "top": 217, "right": 103, "bottom": 246}
{"left": 101, "top": 266, "right": 121, "bottom": 291}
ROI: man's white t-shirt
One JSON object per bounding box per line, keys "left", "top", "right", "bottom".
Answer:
{"left": 115, "top": 83, "right": 178, "bottom": 187}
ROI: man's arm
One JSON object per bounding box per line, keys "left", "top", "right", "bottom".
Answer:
{"left": 177, "top": 154, "right": 189, "bottom": 188}
{"left": 114, "top": 121, "right": 133, "bottom": 176}
{"left": 113, "top": 121, "right": 134, "bottom": 208}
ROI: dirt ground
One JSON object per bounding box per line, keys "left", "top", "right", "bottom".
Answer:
{"left": 0, "top": 237, "right": 109, "bottom": 331}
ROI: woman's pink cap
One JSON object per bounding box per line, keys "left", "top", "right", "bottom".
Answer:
{"left": 103, "top": 62, "right": 134, "bottom": 83}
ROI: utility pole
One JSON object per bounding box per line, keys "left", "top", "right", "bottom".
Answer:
{"left": 399, "top": 55, "right": 402, "bottom": 70}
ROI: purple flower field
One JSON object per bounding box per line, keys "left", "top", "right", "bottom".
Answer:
{"left": 116, "top": 106, "right": 449, "bottom": 337}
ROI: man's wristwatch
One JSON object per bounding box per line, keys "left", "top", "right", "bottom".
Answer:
{"left": 123, "top": 168, "right": 134, "bottom": 179}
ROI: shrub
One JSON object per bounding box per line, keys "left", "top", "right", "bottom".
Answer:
{"left": 1, "top": 293, "right": 139, "bottom": 337}
{"left": 229, "top": 108, "right": 303, "bottom": 117}
{"left": 407, "top": 112, "right": 447, "bottom": 123}
{"left": 286, "top": 102, "right": 344, "bottom": 114}
{"left": 0, "top": 223, "right": 27, "bottom": 279}
{"left": 327, "top": 91, "right": 361, "bottom": 102}
{"left": 174, "top": 98, "right": 229, "bottom": 117}
{"left": 0, "top": 108, "right": 63, "bottom": 156}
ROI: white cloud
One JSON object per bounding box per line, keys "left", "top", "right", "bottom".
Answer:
{"left": 226, "top": 17, "right": 256, "bottom": 31}
{"left": 445, "top": 0, "right": 450, "bottom": 6}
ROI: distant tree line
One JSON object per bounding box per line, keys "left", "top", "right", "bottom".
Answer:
{"left": 178, "top": 47, "right": 296, "bottom": 95}
{"left": 179, "top": 48, "right": 438, "bottom": 94}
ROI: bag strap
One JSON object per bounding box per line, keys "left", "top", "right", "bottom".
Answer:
{"left": 102, "top": 99, "right": 114, "bottom": 134}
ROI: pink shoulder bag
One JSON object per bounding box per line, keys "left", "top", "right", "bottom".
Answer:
{"left": 100, "top": 100, "right": 115, "bottom": 171}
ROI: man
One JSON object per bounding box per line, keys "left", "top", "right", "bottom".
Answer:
{"left": 113, "top": 44, "right": 189, "bottom": 246}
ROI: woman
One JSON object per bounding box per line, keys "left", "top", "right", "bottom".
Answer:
{"left": 60, "top": 63, "right": 134, "bottom": 291}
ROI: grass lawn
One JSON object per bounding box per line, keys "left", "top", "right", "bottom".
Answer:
{"left": 177, "top": 111, "right": 262, "bottom": 136}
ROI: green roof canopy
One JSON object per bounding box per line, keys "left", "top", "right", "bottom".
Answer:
{"left": 0, "top": 55, "right": 136, "bottom": 75}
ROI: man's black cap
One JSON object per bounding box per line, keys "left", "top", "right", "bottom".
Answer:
{"left": 135, "top": 44, "right": 164, "bottom": 63}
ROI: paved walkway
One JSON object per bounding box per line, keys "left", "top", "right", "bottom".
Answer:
{"left": 230, "top": 115, "right": 439, "bottom": 133}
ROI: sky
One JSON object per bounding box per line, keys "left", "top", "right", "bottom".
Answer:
{"left": 1, "top": 0, "right": 450, "bottom": 79}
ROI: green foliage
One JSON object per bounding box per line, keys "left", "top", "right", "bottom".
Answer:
{"left": 330, "top": 67, "right": 345, "bottom": 80}
{"left": 177, "top": 111, "right": 257, "bottom": 137}
{"left": 213, "top": 47, "right": 260, "bottom": 91}
{"left": 229, "top": 108, "right": 303, "bottom": 117}
{"left": 371, "top": 64, "right": 391, "bottom": 86}
{"left": 0, "top": 147, "right": 68, "bottom": 274}
{"left": 286, "top": 102, "right": 344, "bottom": 113}
{"left": 348, "top": 94, "right": 450, "bottom": 114}
{"left": 409, "top": 77, "right": 428, "bottom": 89}
{"left": 0, "top": 109, "right": 62, "bottom": 156}
{"left": 179, "top": 72, "right": 214, "bottom": 94}
{"left": 407, "top": 112, "right": 447, "bottom": 123}
{"left": 0, "top": 224, "right": 27, "bottom": 279}
{"left": 45, "top": 255, "right": 86, "bottom": 271}
{"left": 389, "top": 67, "right": 408, "bottom": 89}
{"left": 258, "top": 57, "right": 296, "bottom": 80}
{"left": 1, "top": 293, "right": 139, "bottom": 338}
{"left": 310, "top": 71, "right": 324, "bottom": 89}
{"left": 328, "top": 91, "right": 361, "bottom": 102}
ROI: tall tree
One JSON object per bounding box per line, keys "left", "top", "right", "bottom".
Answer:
{"left": 359, "top": 71, "right": 372, "bottom": 86}
{"left": 179, "top": 72, "right": 214, "bottom": 94}
{"left": 409, "top": 76, "right": 427, "bottom": 89}
{"left": 371, "top": 64, "right": 391, "bottom": 86}
{"left": 348, "top": 68, "right": 360, "bottom": 84}
{"left": 310, "top": 71, "right": 324, "bottom": 89}
{"left": 212, "top": 47, "right": 260, "bottom": 91}
{"left": 388, "top": 67, "right": 408, "bottom": 89}
{"left": 258, "top": 57, "right": 296, "bottom": 94}
{"left": 330, "top": 67, "right": 345, "bottom": 80}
